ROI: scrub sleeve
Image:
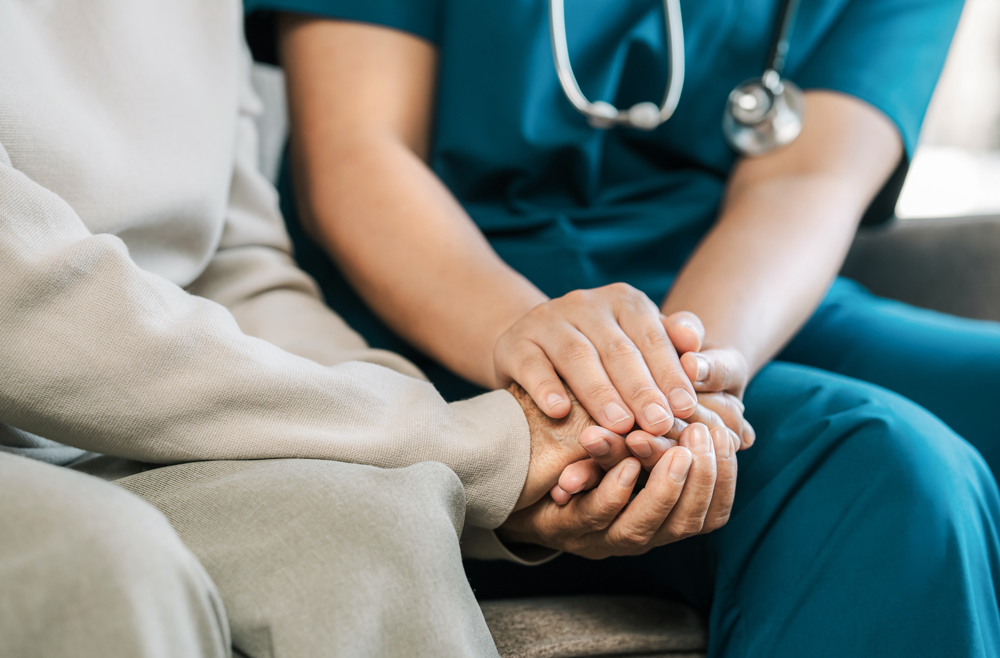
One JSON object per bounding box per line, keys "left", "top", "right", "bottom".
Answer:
{"left": 244, "top": 0, "right": 1000, "bottom": 655}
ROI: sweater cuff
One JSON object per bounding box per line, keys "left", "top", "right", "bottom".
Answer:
{"left": 460, "top": 525, "right": 562, "bottom": 565}
{"left": 449, "top": 390, "right": 530, "bottom": 529}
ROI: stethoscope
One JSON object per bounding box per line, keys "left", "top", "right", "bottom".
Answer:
{"left": 550, "top": 0, "right": 805, "bottom": 156}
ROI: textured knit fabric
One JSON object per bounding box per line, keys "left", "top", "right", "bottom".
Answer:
{"left": 0, "top": 453, "right": 231, "bottom": 658}
{"left": 0, "top": 0, "right": 530, "bottom": 532}
{"left": 0, "top": 452, "right": 503, "bottom": 658}
{"left": 244, "top": 0, "right": 964, "bottom": 400}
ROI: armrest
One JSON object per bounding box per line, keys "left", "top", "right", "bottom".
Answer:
{"left": 841, "top": 215, "right": 1000, "bottom": 322}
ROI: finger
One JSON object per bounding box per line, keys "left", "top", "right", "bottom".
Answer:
{"left": 625, "top": 429, "right": 679, "bottom": 471}
{"left": 585, "top": 320, "right": 678, "bottom": 435}
{"left": 578, "top": 426, "right": 633, "bottom": 471}
{"left": 695, "top": 392, "right": 754, "bottom": 451}
{"left": 660, "top": 311, "right": 704, "bottom": 354}
{"left": 601, "top": 446, "right": 692, "bottom": 551}
{"left": 557, "top": 459, "right": 604, "bottom": 497}
{"left": 682, "top": 402, "right": 728, "bottom": 432}
{"left": 568, "top": 458, "right": 643, "bottom": 533}
{"left": 504, "top": 341, "right": 573, "bottom": 418}
{"left": 701, "top": 427, "right": 738, "bottom": 533}
{"left": 537, "top": 325, "right": 637, "bottom": 434}
{"left": 616, "top": 311, "right": 699, "bottom": 423}
{"left": 550, "top": 483, "right": 573, "bottom": 506}
{"left": 680, "top": 348, "right": 748, "bottom": 395}
{"left": 659, "top": 423, "right": 717, "bottom": 541}
{"left": 688, "top": 394, "right": 741, "bottom": 446}
{"left": 741, "top": 419, "right": 757, "bottom": 450}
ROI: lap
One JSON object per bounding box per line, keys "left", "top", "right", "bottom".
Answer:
{"left": 781, "top": 277, "right": 1000, "bottom": 463}
{"left": 115, "top": 458, "right": 484, "bottom": 658}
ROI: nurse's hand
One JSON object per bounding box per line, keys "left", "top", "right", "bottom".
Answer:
{"left": 498, "top": 422, "right": 735, "bottom": 559}
{"left": 494, "top": 284, "right": 704, "bottom": 436}
{"left": 680, "top": 346, "right": 754, "bottom": 449}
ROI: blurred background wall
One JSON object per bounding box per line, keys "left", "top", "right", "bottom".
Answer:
{"left": 896, "top": 0, "right": 1000, "bottom": 218}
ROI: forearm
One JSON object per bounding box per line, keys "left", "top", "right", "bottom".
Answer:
{"left": 0, "top": 161, "right": 529, "bottom": 528}
{"left": 292, "top": 132, "right": 546, "bottom": 387}
{"left": 663, "top": 92, "right": 902, "bottom": 377}
{"left": 662, "top": 174, "right": 863, "bottom": 376}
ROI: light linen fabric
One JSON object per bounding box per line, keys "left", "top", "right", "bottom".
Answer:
{"left": 0, "top": 452, "right": 502, "bottom": 658}
{"left": 0, "top": 0, "right": 530, "bottom": 532}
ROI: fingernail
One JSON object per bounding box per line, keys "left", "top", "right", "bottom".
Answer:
{"left": 604, "top": 402, "right": 631, "bottom": 426}
{"left": 581, "top": 437, "right": 611, "bottom": 457}
{"left": 692, "top": 355, "right": 709, "bottom": 382}
{"left": 668, "top": 388, "right": 697, "bottom": 413}
{"left": 716, "top": 429, "right": 733, "bottom": 458}
{"left": 744, "top": 423, "right": 756, "bottom": 446}
{"left": 643, "top": 403, "right": 672, "bottom": 428}
{"left": 619, "top": 461, "right": 641, "bottom": 488}
{"left": 669, "top": 451, "right": 692, "bottom": 481}
{"left": 629, "top": 440, "right": 653, "bottom": 458}
{"left": 689, "top": 424, "right": 712, "bottom": 453}
{"left": 546, "top": 393, "right": 567, "bottom": 413}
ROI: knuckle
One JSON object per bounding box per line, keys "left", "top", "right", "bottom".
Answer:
{"left": 583, "top": 380, "right": 617, "bottom": 403}
{"left": 638, "top": 328, "right": 671, "bottom": 351}
{"left": 625, "top": 382, "right": 663, "bottom": 404}
{"left": 560, "top": 339, "right": 597, "bottom": 364}
{"left": 603, "top": 338, "right": 641, "bottom": 360}
{"left": 611, "top": 526, "right": 649, "bottom": 548}
{"left": 562, "top": 289, "right": 589, "bottom": 306}
{"left": 670, "top": 517, "right": 705, "bottom": 538}
{"left": 606, "top": 282, "right": 636, "bottom": 297}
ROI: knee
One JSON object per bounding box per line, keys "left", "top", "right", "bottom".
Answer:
{"left": 55, "top": 485, "right": 218, "bottom": 609}
{"left": 336, "top": 460, "right": 468, "bottom": 543}
{"left": 1, "top": 472, "right": 226, "bottom": 656}
{"left": 834, "top": 392, "right": 996, "bottom": 531}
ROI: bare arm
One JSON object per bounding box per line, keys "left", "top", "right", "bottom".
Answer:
{"left": 280, "top": 17, "right": 543, "bottom": 387}
{"left": 279, "top": 17, "right": 715, "bottom": 437}
{"left": 664, "top": 91, "right": 903, "bottom": 381}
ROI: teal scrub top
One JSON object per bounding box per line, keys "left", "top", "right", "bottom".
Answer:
{"left": 244, "top": 0, "right": 963, "bottom": 395}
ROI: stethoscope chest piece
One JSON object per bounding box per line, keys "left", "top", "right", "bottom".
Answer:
{"left": 723, "top": 73, "right": 805, "bottom": 156}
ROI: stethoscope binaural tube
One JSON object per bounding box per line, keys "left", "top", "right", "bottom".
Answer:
{"left": 549, "top": 0, "right": 685, "bottom": 131}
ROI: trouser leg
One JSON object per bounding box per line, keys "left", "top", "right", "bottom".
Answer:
{"left": 116, "top": 459, "right": 500, "bottom": 658}
{"left": 0, "top": 452, "right": 230, "bottom": 658}
{"left": 782, "top": 277, "right": 1000, "bottom": 462}
{"left": 706, "top": 363, "right": 1000, "bottom": 656}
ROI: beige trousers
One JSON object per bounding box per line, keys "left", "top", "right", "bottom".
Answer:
{"left": 0, "top": 452, "right": 500, "bottom": 658}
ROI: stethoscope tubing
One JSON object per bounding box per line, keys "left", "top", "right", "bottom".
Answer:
{"left": 549, "top": 0, "right": 685, "bottom": 127}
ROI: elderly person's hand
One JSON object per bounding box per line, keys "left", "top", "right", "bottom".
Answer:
{"left": 500, "top": 421, "right": 736, "bottom": 558}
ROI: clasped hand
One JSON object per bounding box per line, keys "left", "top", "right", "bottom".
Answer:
{"left": 499, "top": 285, "right": 753, "bottom": 558}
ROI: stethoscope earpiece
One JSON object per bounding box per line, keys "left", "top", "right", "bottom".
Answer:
{"left": 722, "top": 74, "right": 805, "bottom": 156}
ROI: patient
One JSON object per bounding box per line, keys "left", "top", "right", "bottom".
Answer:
{"left": 0, "top": 2, "right": 738, "bottom": 657}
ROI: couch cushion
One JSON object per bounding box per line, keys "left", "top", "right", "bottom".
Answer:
{"left": 481, "top": 596, "right": 707, "bottom": 658}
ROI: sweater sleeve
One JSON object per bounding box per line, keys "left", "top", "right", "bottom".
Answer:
{"left": 0, "top": 63, "right": 529, "bottom": 531}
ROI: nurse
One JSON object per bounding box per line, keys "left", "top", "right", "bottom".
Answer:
{"left": 245, "top": 0, "right": 1000, "bottom": 654}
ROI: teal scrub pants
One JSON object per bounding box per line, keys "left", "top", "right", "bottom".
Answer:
{"left": 465, "top": 278, "right": 1000, "bottom": 656}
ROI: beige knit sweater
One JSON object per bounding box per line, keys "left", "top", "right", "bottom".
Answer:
{"left": 0, "top": 0, "right": 530, "bottom": 540}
